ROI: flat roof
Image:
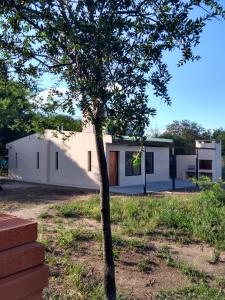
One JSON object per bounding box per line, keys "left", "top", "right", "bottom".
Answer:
{"left": 112, "top": 136, "right": 174, "bottom": 147}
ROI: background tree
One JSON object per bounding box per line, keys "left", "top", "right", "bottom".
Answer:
{"left": 212, "top": 128, "right": 225, "bottom": 156}
{"left": 160, "top": 120, "right": 212, "bottom": 154}
{"left": 0, "top": 1, "right": 224, "bottom": 299}
{"left": 0, "top": 78, "right": 37, "bottom": 152}
{"left": 42, "top": 114, "right": 82, "bottom": 132}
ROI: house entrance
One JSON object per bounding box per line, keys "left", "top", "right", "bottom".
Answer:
{"left": 109, "top": 151, "right": 119, "bottom": 186}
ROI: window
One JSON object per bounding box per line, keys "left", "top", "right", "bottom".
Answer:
{"left": 36, "top": 152, "right": 40, "bottom": 169}
{"left": 146, "top": 152, "right": 154, "bottom": 174}
{"left": 15, "top": 152, "right": 17, "bottom": 168}
{"left": 125, "top": 151, "right": 141, "bottom": 176}
{"left": 199, "top": 160, "right": 212, "bottom": 170}
{"left": 88, "top": 151, "right": 92, "bottom": 172}
{"left": 55, "top": 152, "right": 59, "bottom": 170}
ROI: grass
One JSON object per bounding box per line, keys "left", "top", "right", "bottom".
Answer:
{"left": 56, "top": 181, "right": 225, "bottom": 249}
{"left": 57, "top": 227, "right": 94, "bottom": 249}
{"left": 42, "top": 180, "right": 225, "bottom": 299}
{"left": 38, "top": 211, "right": 51, "bottom": 219}
{"left": 156, "top": 283, "right": 225, "bottom": 300}
{"left": 137, "top": 258, "right": 154, "bottom": 273}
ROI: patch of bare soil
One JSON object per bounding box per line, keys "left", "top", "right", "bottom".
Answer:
{"left": 169, "top": 242, "right": 225, "bottom": 278}
{"left": 0, "top": 179, "right": 96, "bottom": 212}
{"left": 71, "top": 240, "right": 189, "bottom": 300}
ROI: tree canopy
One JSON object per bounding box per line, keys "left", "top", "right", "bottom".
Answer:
{"left": 0, "top": 1, "right": 224, "bottom": 299}
{"left": 0, "top": 77, "right": 82, "bottom": 154}
{"left": 0, "top": 0, "right": 224, "bottom": 136}
{"left": 160, "top": 119, "right": 212, "bottom": 154}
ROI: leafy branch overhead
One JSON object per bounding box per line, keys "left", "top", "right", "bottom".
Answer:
{"left": 0, "top": 0, "right": 224, "bottom": 137}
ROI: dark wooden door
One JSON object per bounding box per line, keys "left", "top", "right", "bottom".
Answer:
{"left": 109, "top": 151, "right": 118, "bottom": 186}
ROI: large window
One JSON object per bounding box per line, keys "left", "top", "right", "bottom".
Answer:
{"left": 199, "top": 160, "right": 212, "bottom": 170}
{"left": 125, "top": 151, "right": 141, "bottom": 176}
{"left": 146, "top": 152, "right": 154, "bottom": 174}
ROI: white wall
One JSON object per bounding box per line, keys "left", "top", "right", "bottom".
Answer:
{"left": 46, "top": 130, "right": 100, "bottom": 188}
{"left": 7, "top": 133, "right": 49, "bottom": 183}
{"left": 106, "top": 144, "right": 170, "bottom": 186}
{"left": 146, "top": 147, "right": 170, "bottom": 182}
{"left": 7, "top": 130, "right": 171, "bottom": 188}
{"left": 196, "top": 140, "right": 222, "bottom": 181}
{"left": 176, "top": 155, "right": 196, "bottom": 180}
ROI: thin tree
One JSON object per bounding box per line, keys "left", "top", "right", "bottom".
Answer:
{"left": 0, "top": 1, "right": 224, "bottom": 298}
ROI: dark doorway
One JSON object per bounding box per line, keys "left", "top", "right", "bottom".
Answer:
{"left": 109, "top": 151, "right": 119, "bottom": 186}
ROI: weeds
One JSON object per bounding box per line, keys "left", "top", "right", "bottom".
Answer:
{"left": 38, "top": 211, "right": 51, "bottom": 219}
{"left": 138, "top": 258, "right": 154, "bottom": 273}
{"left": 208, "top": 248, "right": 221, "bottom": 264}
{"left": 157, "top": 282, "right": 225, "bottom": 300}
{"left": 56, "top": 184, "right": 225, "bottom": 249}
{"left": 57, "top": 227, "right": 94, "bottom": 249}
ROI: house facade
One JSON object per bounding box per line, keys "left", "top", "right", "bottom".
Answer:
{"left": 6, "top": 124, "right": 222, "bottom": 190}
{"left": 6, "top": 125, "right": 173, "bottom": 189}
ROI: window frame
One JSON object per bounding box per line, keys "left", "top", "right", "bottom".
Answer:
{"left": 125, "top": 151, "right": 141, "bottom": 176}
{"left": 36, "top": 152, "right": 40, "bottom": 169}
{"left": 55, "top": 151, "right": 59, "bottom": 170}
{"left": 145, "top": 152, "right": 154, "bottom": 174}
{"left": 199, "top": 159, "right": 212, "bottom": 170}
{"left": 15, "top": 152, "right": 17, "bottom": 168}
{"left": 88, "top": 151, "right": 92, "bottom": 172}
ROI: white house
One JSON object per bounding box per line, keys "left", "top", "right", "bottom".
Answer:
{"left": 176, "top": 140, "right": 222, "bottom": 182}
{"left": 6, "top": 124, "right": 173, "bottom": 189}
{"left": 6, "top": 123, "right": 222, "bottom": 190}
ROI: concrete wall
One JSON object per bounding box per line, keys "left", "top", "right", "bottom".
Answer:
{"left": 7, "top": 130, "right": 111, "bottom": 189}
{"left": 7, "top": 134, "right": 49, "bottom": 183}
{"left": 176, "top": 140, "right": 222, "bottom": 182}
{"left": 196, "top": 140, "right": 222, "bottom": 181}
{"left": 7, "top": 130, "right": 170, "bottom": 188}
{"left": 106, "top": 144, "right": 170, "bottom": 186}
{"left": 176, "top": 155, "right": 196, "bottom": 180}
{"left": 146, "top": 147, "right": 170, "bottom": 182}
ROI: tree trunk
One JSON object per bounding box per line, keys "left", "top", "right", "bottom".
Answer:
{"left": 94, "top": 123, "right": 116, "bottom": 300}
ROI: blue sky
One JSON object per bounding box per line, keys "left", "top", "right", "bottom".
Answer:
{"left": 40, "top": 10, "right": 225, "bottom": 133}
{"left": 150, "top": 15, "right": 225, "bottom": 132}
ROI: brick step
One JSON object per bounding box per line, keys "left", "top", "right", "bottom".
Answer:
{"left": 0, "top": 242, "right": 45, "bottom": 278}
{"left": 23, "top": 291, "right": 43, "bottom": 300}
{"left": 0, "top": 214, "right": 37, "bottom": 251}
{"left": 0, "top": 265, "right": 49, "bottom": 300}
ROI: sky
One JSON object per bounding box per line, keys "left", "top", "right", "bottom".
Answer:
{"left": 149, "top": 15, "right": 225, "bottom": 132}
{"left": 39, "top": 7, "right": 225, "bottom": 133}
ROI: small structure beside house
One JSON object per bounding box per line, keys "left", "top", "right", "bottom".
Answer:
{"left": 176, "top": 140, "right": 222, "bottom": 182}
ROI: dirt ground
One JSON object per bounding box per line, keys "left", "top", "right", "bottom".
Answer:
{"left": 0, "top": 178, "right": 96, "bottom": 213}
{"left": 1, "top": 179, "right": 225, "bottom": 299}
